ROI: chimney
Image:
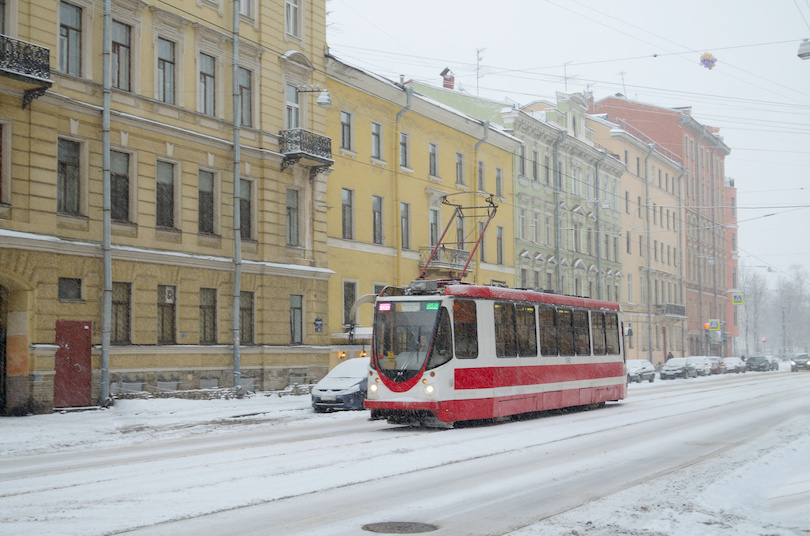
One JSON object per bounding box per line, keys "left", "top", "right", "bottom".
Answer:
{"left": 440, "top": 68, "right": 455, "bottom": 90}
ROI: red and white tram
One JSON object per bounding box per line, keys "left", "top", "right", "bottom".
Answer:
{"left": 365, "top": 280, "right": 626, "bottom": 427}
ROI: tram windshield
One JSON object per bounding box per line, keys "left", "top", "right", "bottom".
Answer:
{"left": 373, "top": 300, "right": 441, "bottom": 382}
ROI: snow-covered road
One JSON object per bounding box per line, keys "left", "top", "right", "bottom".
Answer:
{"left": 1, "top": 370, "right": 808, "bottom": 536}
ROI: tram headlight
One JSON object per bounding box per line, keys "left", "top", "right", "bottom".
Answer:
{"left": 424, "top": 384, "right": 434, "bottom": 395}
{"left": 369, "top": 383, "right": 378, "bottom": 394}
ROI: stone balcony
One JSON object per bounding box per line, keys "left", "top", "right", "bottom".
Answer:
{"left": 279, "top": 128, "right": 333, "bottom": 173}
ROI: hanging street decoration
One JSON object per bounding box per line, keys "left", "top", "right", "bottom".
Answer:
{"left": 700, "top": 52, "right": 718, "bottom": 69}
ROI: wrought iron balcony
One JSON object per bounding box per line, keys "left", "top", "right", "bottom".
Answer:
{"left": 419, "top": 245, "right": 475, "bottom": 275}
{"left": 655, "top": 303, "right": 686, "bottom": 317}
{"left": 279, "top": 128, "right": 333, "bottom": 172}
{"left": 0, "top": 34, "right": 52, "bottom": 108}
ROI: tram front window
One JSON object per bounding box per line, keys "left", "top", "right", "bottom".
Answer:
{"left": 374, "top": 301, "right": 440, "bottom": 382}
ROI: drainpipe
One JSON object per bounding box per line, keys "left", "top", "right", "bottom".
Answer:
{"left": 553, "top": 131, "right": 567, "bottom": 292}
{"left": 231, "top": 1, "right": 242, "bottom": 393}
{"left": 474, "top": 121, "right": 490, "bottom": 285}
{"left": 644, "top": 144, "right": 654, "bottom": 363}
{"left": 99, "top": 0, "right": 112, "bottom": 406}
{"left": 594, "top": 150, "right": 606, "bottom": 300}
{"left": 394, "top": 85, "right": 413, "bottom": 286}
{"left": 696, "top": 129, "right": 708, "bottom": 354}
{"left": 677, "top": 167, "right": 686, "bottom": 356}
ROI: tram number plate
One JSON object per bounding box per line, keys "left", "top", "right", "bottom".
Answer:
{"left": 565, "top": 357, "right": 572, "bottom": 364}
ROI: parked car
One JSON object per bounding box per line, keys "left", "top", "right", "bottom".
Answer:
{"left": 626, "top": 359, "right": 656, "bottom": 383}
{"left": 723, "top": 357, "right": 746, "bottom": 373}
{"left": 765, "top": 356, "right": 780, "bottom": 371}
{"left": 660, "top": 357, "right": 698, "bottom": 380}
{"left": 707, "top": 356, "right": 727, "bottom": 374}
{"left": 745, "top": 355, "right": 772, "bottom": 372}
{"left": 791, "top": 353, "right": 810, "bottom": 372}
{"left": 686, "top": 356, "right": 711, "bottom": 376}
{"left": 311, "top": 357, "right": 370, "bottom": 412}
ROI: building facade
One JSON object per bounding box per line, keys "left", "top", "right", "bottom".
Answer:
{"left": 1, "top": 0, "right": 334, "bottom": 414}
{"left": 592, "top": 96, "right": 734, "bottom": 357}
{"left": 588, "top": 114, "right": 687, "bottom": 363}
{"left": 325, "top": 56, "right": 520, "bottom": 338}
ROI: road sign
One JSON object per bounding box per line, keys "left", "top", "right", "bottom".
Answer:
{"left": 708, "top": 319, "right": 720, "bottom": 331}
{"left": 732, "top": 293, "right": 744, "bottom": 305}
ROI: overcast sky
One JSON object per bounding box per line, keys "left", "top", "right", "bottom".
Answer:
{"left": 326, "top": 0, "right": 810, "bottom": 288}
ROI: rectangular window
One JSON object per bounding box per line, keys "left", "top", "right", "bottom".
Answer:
{"left": 494, "top": 302, "right": 518, "bottom": 357}
{"left": 156, "top": 161, "right": 175, "bottom": 228}
{"left": 456, "top": 153, "right": 464, "bottom": 184}
{"left": 544, "top": 155, "right": 551, "bottom": 185}
{"left": 516, "top": 304, "right": 538, "bottom": 357}
{"left": 285, "top": 0, "right": 299, "bottom": 37}
{"left": 572, "top": 167, "right": 580, "bottom": 196}
{"left": 479, "top": 221, "right": 486, "bottom": 262}
{"left": 286, "top": 188, "right": 299, "bottom": 246}
{"left": 372, "top": 195, "right": 383, "bottom": 245}
{"left": 453, "top": 300, "right": 478, "bottom": 359}
{"left": 286, "top": 84, "right": 300, "bottom": 128}
{"left": 342, "top": 188, "right": 354, "bottom": 240}
{"left": 239, "top": 0, "right": 252, "bottom": 16}
{"left": 340, "top": 111, "right": 352, "bottom": 150}
{"left": 57, "top": 138, "right": 80, "bottom": 215}
{"left": 538, "top": 306, "right": 556, "bottom": 356}
{"left": 399, "top": 133, "right": 409, "bottom": 168}
{"left": 496, "top": 168, "right": 503, "bottom": 197}
{"left": 400, "top": 202, "right": 410, "bottom": 250}
{"left": 59, "top": 2, "right": 81, "bottom": 76}
{"left": 556, "top": 309, "right": 574, "bottom": 357}
{"left": 533, "top": 213, "right": 540, "bottom": 243}
{"left": 240, "top": 179, "right": 252, "bottom": 240}
{"left": 429, "top": 143, "right": 438, "bottom": 176}
{"left": 198, "top": 170, "right": 215, "bottom": 234}
{"left": 111, "top": 150, "right": 130, "bottom": 222}
{"left": 157, "top": 38, "right": 175, "bottom": 104}
{"left": 112, "top": 21, "right": 131, "bottom": 91}
{"left": 532, "top": 150, "right": 539, "bottom": 180}
{"left": 157, "top": 285, "right": 176, "bottom": 344}
{"left": 371, "top": 122, "right": 382, "bottom": 159}
{"left": 496, "top": 226, "right": 504, "bottom": 265}
{"left": 200, "top": 288, "right": 217, "bottom": 344}
{"left": 456, "top": 215, "right": 465, "bottom": 249}
{"left": 429, "top": 209, "right": 439, "bottom": 246}
{"left": 343, "top": 281, "right": 357, "bottom": 326}
{"left": 518, "top": 145, "right": 526, "bottom": 176}
{"left": 519, "top": 209, "right": 526, "bottom": 240}
{"left": 626, "top": 231, "right": 632, "bottom": 254}
{"left": 573, "top": 310, "right": 591, "bottom": 356}
{"left": 238, "top": 67, "right": 252, "bottom": 127}
{"left": 240, "top": 291, "right": 254, "bottom": 345}
{"left": 58, "top": 277, "right": 82, "bottom": 301}
{"left": 290, "top": 294, "right": 303, "bottom": 345}
{"left": 199, "top": 53, "right": 215, "bottom": 115}
{"left": 477, "top": 161, "right": 484, "bottom": 191}
{"left": 112, "top": 282, "right": 131, "bottom": 344}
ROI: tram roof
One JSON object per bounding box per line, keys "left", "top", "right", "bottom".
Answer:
{"left": 441, "top": 285, "right": 621, "bottom": 311}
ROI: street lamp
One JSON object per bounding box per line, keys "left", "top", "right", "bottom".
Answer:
{"left": 798, "top": 38, "right": 810, "bottom": 60}
{"left": 296, "top": 85, "right": 332, "bottom": 107}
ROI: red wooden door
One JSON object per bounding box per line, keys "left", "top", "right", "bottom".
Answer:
{"left": 54, "top": 321, "right": 92, "bottom": 408}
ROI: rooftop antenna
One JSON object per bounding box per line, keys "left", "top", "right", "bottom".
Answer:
{"left": 619, "top": 71, "right": 627, "bottom": 96}
{"left": 476, "top": 48, "right": 486, "bottom": 96}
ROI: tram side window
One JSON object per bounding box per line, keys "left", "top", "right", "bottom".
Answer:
{"left": 427, "top": 308, "right": 453, "bottom": 369}
{"left": 453, "top": 300, "right": 478, "bottom": 359}
{"left": 573, "top": 310, "right": 591, "bottom": 356}
{"left": 592, "top": 312, "right": 607, "bottom": 355}
{"left": 538, "top": 306, "right": 557, "bottom": 356}
{"left": 494, "top": 302, "right": 518, "bottom": 357}
{"left": 557, "top": 309, "right": 575, "bottom": 356}
{"left": 516, "top": 305, "right": 538, "bottom": 357}
{"left": 605, "top": 312, "right": 620, "bottom": 354}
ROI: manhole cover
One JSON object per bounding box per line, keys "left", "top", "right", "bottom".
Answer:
{"left": 362, "top": 521, "right": 439, "bottom": 534}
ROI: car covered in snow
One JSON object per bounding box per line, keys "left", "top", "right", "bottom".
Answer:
{"left": 686, "top": 356, "right": 711, "bottom": 376}
{"left": 660, "top": 357, "right": 698, "bottom": 380}
{"left": 626, "top": 359, "right": 656, "bottom": 383}
{"left": 791, "top": 353, "right": 810, "bottom": 372}
{"left": 311, "top": 357, "right": 370, "bottom": 412}
{"left": 707, "top": 356, "right": 727, "bottom": 375}
{"left": 745, "top": 355, "right": 772, "bottom": 372}
{"left": 723, "top": 357, "right": 746, "bottom": 374}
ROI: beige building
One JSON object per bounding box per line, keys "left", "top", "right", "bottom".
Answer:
{"left": 589, "top": 114, "right": 686, "bottom": 364}
{"left": 1, "top": 0, "right": 334, "bottom": 414}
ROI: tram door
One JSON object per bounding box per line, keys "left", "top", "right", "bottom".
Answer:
{"left": 54, "top": 321, "right": 92, "bottom": 408}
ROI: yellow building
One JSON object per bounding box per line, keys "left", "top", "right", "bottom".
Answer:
{"left": 588, "top": 115, "right": 686, "bottom": 364}
{"left": 0, "top": 0, "right": 334, "bottom": 414}
{"left": 324, "top": 56, "right": 520, "bottom": 340}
